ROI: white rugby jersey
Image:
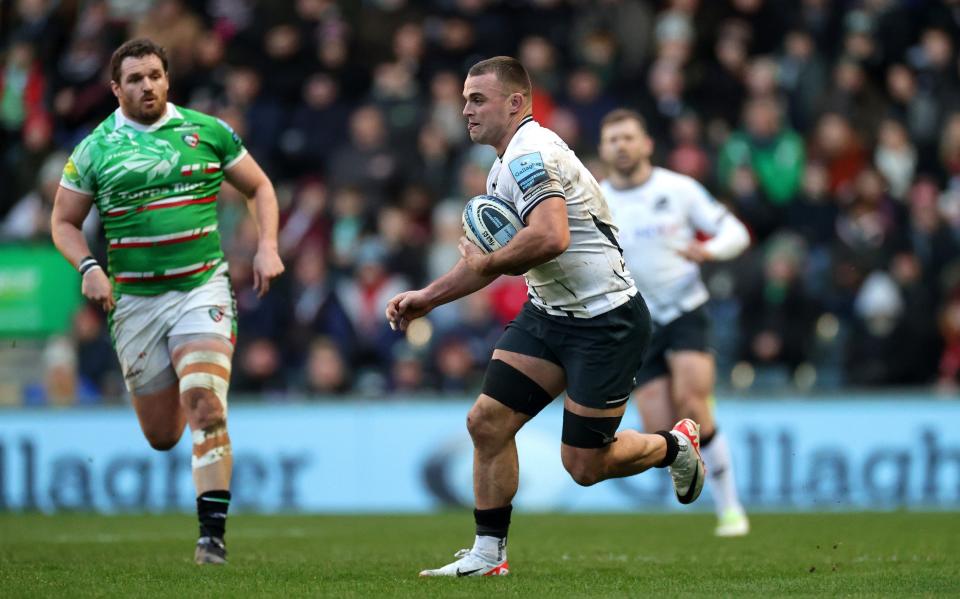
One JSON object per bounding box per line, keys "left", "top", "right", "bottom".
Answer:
{"left": 601, "top": 167, "right": 749, "bottom": 325}
{"left": 487, "top": 116, "right": 636, "bottom": 318}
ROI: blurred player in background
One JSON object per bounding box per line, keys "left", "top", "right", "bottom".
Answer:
{"left": 51, "top": 39, "right": 284, "bottom": 563}
{"left": 599, "top": 109, "right": 751, "bottom": 536}
{"left": 387, "top": 57, "right": 706, "bottom": 577}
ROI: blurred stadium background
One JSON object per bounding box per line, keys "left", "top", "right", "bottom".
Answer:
{"left": 1, "top": 0, "right": 959, "bottom": 520}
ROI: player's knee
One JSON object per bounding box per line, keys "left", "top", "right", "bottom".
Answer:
{"left": 466, "top": 403, "right": 503, "bottom": 448}
{"left": 181, "top": 387, "right": 226, "bottom": 429}
{"left": 145, "top": 430, "right": 180, "bottom": 451}
{"left": 561, "top": 453, "right": 603, "bottom": 487}
{"left": 673, "top": 389, "right": 708, "bottom": 413}
{"left": 176, "top": 351, "right": 231, "bottom": 424}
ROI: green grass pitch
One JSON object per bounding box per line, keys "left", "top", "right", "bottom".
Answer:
{"left": 2, "top": 512, "right": 958, "bottom": 597}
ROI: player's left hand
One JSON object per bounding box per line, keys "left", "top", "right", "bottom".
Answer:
{"left": 459, "top": 236, "right": 491, "bottom": 274}
{"left": 677, "top": 242, "right": 712, "bottom": 263}
{"left": 252, "top": 245, "right": 285, "bottom": 297}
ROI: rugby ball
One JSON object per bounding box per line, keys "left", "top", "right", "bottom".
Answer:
{"left": 462, "top": 195, "right": 524, "bottom": 254}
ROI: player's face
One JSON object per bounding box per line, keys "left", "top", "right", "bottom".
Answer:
{"left": 462, "top": 73, "right": 517, "bottom": 147}
{"left": 111, "top": 54, "right": 169, "bottom": 124}
{"left": 599, "top": 119, "right": 653, "bottom": 176}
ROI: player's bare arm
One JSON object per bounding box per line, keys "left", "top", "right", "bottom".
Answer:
{"left": 460, "top": 197, "right": 569, "bottom": 277}
{"left": 386, "top": 260, "right": 498, "bottom": 332}
{"left": 224, "top": 154, "right": 285, "bottom": 297}
{"left": 51, "top": 186, "right": 115, "bottom": 312}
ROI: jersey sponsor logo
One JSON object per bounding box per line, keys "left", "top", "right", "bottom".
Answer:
{"left": 509, "top": 152, "right": 549, "bottom": 193}
{"left": 182, "top": 133, "right": 200, "bottom": 148}
{"left": 525, "top": 180, "right": 555, "bottom": 199}
{"left": 63, "top": 158, "right": 78, "bottom": 179}
{"left": 628, "top": 222, "right": 682, "bottom": 240}
{"left": 106, "top": 149, "right": 139, "bottom": 161}
{"left": 111, "top": 182, "right": 202, "bottom": 203}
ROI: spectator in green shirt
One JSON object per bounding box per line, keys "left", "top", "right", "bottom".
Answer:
{"left": 718, "top": 97, "right": 805, "bottom": 207}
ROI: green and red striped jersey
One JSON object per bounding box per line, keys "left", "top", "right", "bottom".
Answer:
{"left": 61, "top": 103, "right": 246, "bottom": 295}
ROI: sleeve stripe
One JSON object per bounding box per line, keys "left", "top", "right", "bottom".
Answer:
{"left": 519, "top": 192, "right": 565, "bottom": 221}
{"left": 223, "top": 148, "right": 249, "bottom": 170}
{"left": 59, "top": 179, "right": 94, "bottom": 196}
{"left": 523, "top": 189, "right": 565, "bottom": 212}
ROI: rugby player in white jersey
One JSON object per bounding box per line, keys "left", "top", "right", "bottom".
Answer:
{"left": 386, "top": 57, "right": 706, "bottom": 577}
{"left": 51, "top": 39, "right": 284, "bottom": 563}
{"left": 599, "top": 108, "right": 750, "bottom": 536}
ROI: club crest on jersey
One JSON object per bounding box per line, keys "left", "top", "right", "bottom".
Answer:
{"left": 182, "top": 133, "right": 200, "bottom": 148}
{"left": 209, "top": 307, "right": 225, "bottom": 323}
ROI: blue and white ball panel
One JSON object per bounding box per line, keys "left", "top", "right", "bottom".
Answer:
{"left": 462, "top": 195, "right": 524, "bottom": 254}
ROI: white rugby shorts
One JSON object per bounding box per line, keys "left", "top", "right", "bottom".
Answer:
{"left": 110, "top": 263, "right": 235, "bottom": 392}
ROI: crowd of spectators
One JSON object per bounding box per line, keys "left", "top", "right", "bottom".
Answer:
{"left": 3, "top": 0, "right": 960, "bottom": 402}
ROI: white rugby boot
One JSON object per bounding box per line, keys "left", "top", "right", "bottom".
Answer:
{"left": 715, "top": 508, "right": 750, "bottom": 537}
{"left": 669, "top": 418, "right": 706, "bottom": 505}
{"left": 419, "top": 546, "right": 509, "bottom": 577}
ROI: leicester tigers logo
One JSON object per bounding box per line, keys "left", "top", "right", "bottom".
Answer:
{"left": 209, "top": 306, "right": 225, "bottom": 322}
{"left": 183, "top": 133, "right": 200, "bottom": 148}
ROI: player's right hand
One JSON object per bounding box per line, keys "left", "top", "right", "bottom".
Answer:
{"left": 82, "top": 268, "right": 115, "bottom": 312}
{"left": 676, "top": 241, "right": 712, "bottom": 263}
{"left": 385, "top": 290, "right": 432, "bottom": 332}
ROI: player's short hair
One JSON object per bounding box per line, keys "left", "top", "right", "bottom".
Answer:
{"left": 600, "top": 108, "right": 647, "bottom": 133}
{"left": 110, "top": 38, "right": 169, "bottom": 83}
{"left": 468, "top": 56, "right": 532, "bottom": 98}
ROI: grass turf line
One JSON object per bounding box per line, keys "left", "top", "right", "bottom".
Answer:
{"left": 1, "top": 513, "right": 958, "bottom": 597}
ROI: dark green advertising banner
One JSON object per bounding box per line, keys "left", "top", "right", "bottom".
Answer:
{"left": 0, "top": 244, "right": 82, "bottom": 337}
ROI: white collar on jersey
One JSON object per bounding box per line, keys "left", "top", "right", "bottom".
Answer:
{"left": 113, "top": 102, "right": 182, "bottom": 133}
{"left": 498, "top": 115, "right": 536, "bottom": 160}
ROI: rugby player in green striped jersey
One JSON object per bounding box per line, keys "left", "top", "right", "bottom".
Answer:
{"left": 51, "top": 39, "right": 285, "bottom": 564}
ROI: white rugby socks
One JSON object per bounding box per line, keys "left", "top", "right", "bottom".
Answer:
{"left": 473, "top": 535, "right": 507, "bottom": 563}
{"left": 701, "top": 430, "right": 744, "bottom": 517}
